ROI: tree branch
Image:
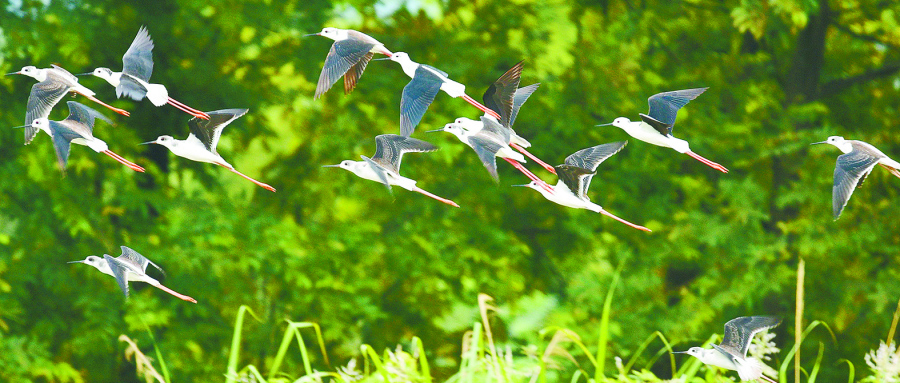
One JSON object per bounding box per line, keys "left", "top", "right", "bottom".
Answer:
{"left": 831, "top": 22, "right": 899, "bottom": 50}
{"left": 820, "top": 61, "right": 900, "bottom": 96}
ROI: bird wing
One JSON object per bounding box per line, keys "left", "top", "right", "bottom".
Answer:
{"left": 103, "top": 254, "right": 131, "bottom": 297}
{"left": 420, "top": 64, "right": 449, "bottom": 78}
{"left": 119, "top": 246, "right": 165, "bottom": 276}
{"left": 510, "top": 83, "right": 539, "bottom": 128}
{"left": 116, "top": 74, "right": 149, "bottom": 101}
{"left": 833, "top": 150, "right": 882, "bottom": 219}
{"left": 399, "top": 69, "right": 443, "bottom": 137}
{"left": 47, "top": 121, "right": 82, "bottom": 171}
{"left": 720, "top": 316, "right": 782, "bottom": 357}
{"left": 24, "top": 78, "right": 69, "bottom": 144}
{"left": 482, "top": 61, "right": 524, "bottom": 128}
{"left": 315, "top": 39, "right": 375, "bottom": 99}
{"left": 479, "top": 116, "right": 511, "bottom": 144}
{"left": 565, "top": 141, "right": 628, "bottom": 172}
{"left": 343, "top": 52, "right": 374, "bottom": 95}
{"left": 554, "top": 164, "right": 595, "bottom": 199}
{"left": 187, "top": 109, "right": 249, "bottom": 153}
{"left": 638, "top": 114, "right": 672, "bottom": 136}
{"left": 372, "top": 134, "right": 437, "bottom": 173}
{"left": 361, "top": 155, "right": 391, "bottom": 191}
{"left": 122, "top": 26, "right": 155, "bottom": 82}
{"left": 50, "top": 64, "right": 79, "bottom": 84}
{"left": 646, "top": 87, "right": 708, "bottom": 129}
{"left": 468, "top": 136, "right": 504, "bottom": 182}
{"left": 64, "top": 101, "right": 112, "bottom": 133}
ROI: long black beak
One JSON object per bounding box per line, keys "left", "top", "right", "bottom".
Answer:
{"left": 303, "top": 33, "right": 320, "bottom": 37}
{"left": 511, "top": 184, "right": 530, "bottom": 187}
{"left": 810, "top": 141, "right": 827, "bottom": 145}
{"left": 11, "top": 125, "right": 29, "bottom": 129}
{"left": 138, "top": 141, "right": 156, "bottom": 145}
{"left": 322, "top": 164, "right": 341, "bottom": 168}
{"left": 595, "top": 123, "right": 614, "bottom": 127}
{"left": 425, "top": 129, "right": 444, "bottom": 133}
{"left": 67, "top": 260, "right": 86, "bottom": 264}
{"left": 373, "top": 57, "right": 392, "bottom": 61}
{"left": 6, "top": 72, "right": 20, "bottom": 76}
{"left": 671, "top": 351, "right": 689, "bottom": 354}
{"left": 75, "top": 72, "right": 93, "bottom": 76}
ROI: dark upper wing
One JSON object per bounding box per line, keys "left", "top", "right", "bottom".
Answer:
{"left": 372, "top": 134, "right": 437, "bottom": 173}
{"left": 479, "top": 116, "right": 511, "bottom": 145}
{"left": 468, "top": 136, "right": 504, "bottom": 182}
{"left": 187, "top": 109, "right": 249, "bottom": 153}
{"left": 116, "top": 74, "right": 148, "bottom": 101}
{"left": 399, "top": 69, "right": 443, "bottom": 137}
{"left": 65, "top": 101, "right": 112, "bottom": 133}
{"left": 555, "top": 164, "right": 594, "bottom": 199}
{"left": 483, "top": 61, "right": 523, "bottom": 128}
{"left": 646, "top": 87, "right": 708, "bottom": 128}
{"left": 47, "top": 121, "right": 81, "bottom": 171}
{"left": 833, "top": 150, "right": 882, "bottom": 220}
{"left": 361, "top": 155, "right": 391, "bottom": 191}
{"left": 343, "top": 52, "right": 374, "bottom": 95}
{"left": 119, "top": 246, "right": 164, "bottom": 275}
{"left": 720, "top": 316, "right": 782, "bottom": 357}
{"left": 638, "top": 114, "right": 671, "bottom": 136}
{"left": 419, "top": 64, "right": 449, "bottom": 78}
{"left": 103, "top": 254, "right": 131, "bottom": 297}
{"left": 50, "top": 64, "right": 78, "bottom": 84}
{"left": 510, "top": 83, "right": 539, "bottom": 128}
{"left": 564, "top": 141, "right": 627, "bottom": 172}
{"left": 122, "top": 26, "right": 155, "bottom": 82}
{"left": 24, "top": 78, "right": 69, "bottom": 144}
{"left": 315, "top": 39, "right": 375, "bottom": 99}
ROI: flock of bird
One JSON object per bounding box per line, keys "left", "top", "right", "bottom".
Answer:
{"left": 8, "top": 25, "right": 899, "bottom": 382}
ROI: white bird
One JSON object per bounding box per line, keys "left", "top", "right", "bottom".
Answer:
{"left": 514, "top": 142, "right": 651, "bottom": 232}
{"left": 68, "top": 246, "right": 197, "bottom": 303}
{"left": 597, "top": 88, "right": 728, "bottom": 173}
{"left": 82, "top": 26, "right": 210, "bottom": 120}
{"left": 141, "top": 109, "right": 276, "bottom": 192}
{"left": 323, "top": 134, "right": 459, "bottom": 207}
{"left": 674, "top": 316, "right": 781, "bottom": 382}
{"left": 811, "top": 136, "right": 900, "bottom": 219}
{"left": 17, "top": 101, "right": 145, "bottom": 173}
{"left": 376, "top": 52, "right": 501, "bottom": 136}
{"left": 306, "top": 27, "right": 393, "bottom": 98}
{"left": 8, "top": 64, "right": 130, "bottom": 144}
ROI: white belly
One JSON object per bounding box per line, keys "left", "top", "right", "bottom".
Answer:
{"left": 625, "top": 122, "right": 673, "bottom": 148}
{"left": 170, "top": 141, "right": 228, "bottom": 166}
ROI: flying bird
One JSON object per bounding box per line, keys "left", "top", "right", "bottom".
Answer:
{"left": 82, "top": 26, "right": 210, "bottom": 120}
{"left": 16, "top": 101, "right": 144, "bottom": 173}
{"left": 514, "top": 142, "right": 651, "bottom": 232}
{"left": 812, "top": 136, "right": 900, "bottom": 219}
{"left": 674, "top": 316, "right": 781, "bottom": 382}
{"left": 68, "top": 246, "right": 197, "bottom": 303}
{"left": 324, "top": 134, "right": 459, "bottom": 207}
{"left": 306, "top": 27, "right": 392, "bottom": 98}
{"left": 8, "top": 65, "right": 130, "bottom": 144}
{"left": 141, "top": 109, "right": 276, "bottom": 192}
{"left": 598, "top": 88, "right": 728, "bottom": 173}
{"left": 376, "top": 52, "right": 501, "bottom": 136}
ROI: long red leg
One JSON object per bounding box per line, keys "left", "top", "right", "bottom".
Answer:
{"left": 217, "top": 164, "right": 276, "bottom": 192}
{"left": 879, "top": 163, "right": 900, "bottom": 178}
{"left": 412, "top": 186, "right": 459, "bottom": 207}
{"left": 461, "top": 94, "right": 501, "bottom": 120}
{"left": 501, "top": 157, "right": 553, "bottom": 193}
{"left": 598, "top": 208, "right": 651, "bottom": 232}
{"left": 102, "top": 151, "right": 145, "bottom": 172}
{"left": 685, "top": 151, "right": 728, "bottom": 173}
{"left": 510, "top": 143, "right": 556, "bottom": 174}
{"left": 167, "top": 99, "right": 209, "bottom": 120}
{"left": 167, "top": 97, "right": 210, "bottom": 120}
{"left": 153, "top": 284, "right": 197, "bottom": 303}
{"left": 80, "top": 93, "right": 130, "bottom": 117}
{"left": 758, "top": 374, "right": 777, "bottom": 383}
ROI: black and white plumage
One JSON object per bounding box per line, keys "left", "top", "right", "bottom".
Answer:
{"left": 68, "top": 246, "right": 196, "bottom": 303}
{"left": 676, "top": 316, "right": 781, "bottom": 382}
{"left": 308, "top": 28, "right": 392, "bottom": 98}
{"left": 323, "top": 134, "right": 459, "bottom": 207}
{"left": 812, "top": 136, "right": 900, "bottom": 219}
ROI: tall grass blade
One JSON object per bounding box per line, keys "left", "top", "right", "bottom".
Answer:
{"left": 412, "top": 336, "right": 431, "bottom": 381}
{"left": 795, "top": 258, "right": 805, "bottom": 383}
{"left": 144, "top": 324, "right": 170, "bottom": 383}
{"left": 887, "top": 297, "right": 900, "bottom": 346}
{"left": 237, "top": 364, "right": 267, "bottom": 383}
{"left": 807, "top": 342, "right": 824, "bottom": 383}
{"left": 594, "top": 262, "right": 623, "bottom": 382}
{"left": 268, "top": 321, "right": 330, "bottom": 380}
{"left": 226, "top": 305, "right": 261, "bottom": 383}
{"left": 539, "top": 327, "right": 598, "bottom": 368}
{"left": 569, "top": 369, "right": 583, "bottom": 383}
{"left": 478, "top": 293, "right": 509, "bottom": 382}
{"left": 778, "top": 320, "right": 835, "bottom": 382}
{"left": 837, "top": 359, "right": 854, "bottom": 383}
{"left": 622, "top": 331, "right": 676, "bottom": 378}
{"left": 360, "top": 344, "right": 391, "bottom": 383}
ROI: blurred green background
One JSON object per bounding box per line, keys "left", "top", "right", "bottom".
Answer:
{"left": 1, "top": 0, "right": 900, "bottom": 381}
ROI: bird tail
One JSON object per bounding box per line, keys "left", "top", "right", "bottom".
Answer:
{"left": 145, "top": 83, "right": 169, "bottom": 106}
{"left": 735, "top": 357, "right": 770, "bottom": 382}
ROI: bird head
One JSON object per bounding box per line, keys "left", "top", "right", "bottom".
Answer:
{"left": 140, "top": 135, "right": 175, "bottom": 148}
{"left": 513, "top": 180, "right": 553, "bottom": 195}
{"left": 30, "top": 118, "right": 50, "bottom": 133}
{"left": 428, "top": 123, "right": 465, "bottom": 138}
{"left": 311, "top": 27, "right": 348, "bottom": 41}
{"left": 611, "top": 117, "right": 632, "bottom": 128}
{"left": 387, "top": 52, "right": 410, "bottom": 63}
{"left": 812, "top": 136, "right": 851, "bottom": 153}
{"left": 87, "top": 67, "right": 115, "bottom": 80}
{"left": 454, "top": 117, "right": 482, "bottom": 131}
{"left": 322, "top": 160, "right": 357, "bottom": 172}
{"left": 673, "top": 347, "right": 709, "bottom": 361}
{"left": 68, "top": 255, "right": 105, "bottom": 270}
{"left": 8, "top": 65, "right": 44, "bottom": 81}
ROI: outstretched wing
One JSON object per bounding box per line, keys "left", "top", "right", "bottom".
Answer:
{"left": 119, "top": 246, "right": 165, "bottom": 276}
{"left": 315, "top": 39, "right": 375, "bottom": 99}
{"left": 372, "top": 134, "right": 437, "bottom": 173}
{"left": 479, "top": 116, "right": 511, "bottom": 145}
{"left": 361, "top": 155, "right": 391, "bottom": 191}
{"left": 122, "top": 26, "right": 155, "bottom": 82}
{"left": 343, "top": 52, "right": 374, "bottom": 95}
{"left": 103, "top": 254, "right": 131, "bottom": 297}
{"left": 564, "top": 141, "right": 628, "bottom": 172}
{"left": 399, "top": 69, "right": 442, "bottom": 137}
{"left": 64, "top": 101, "right": 112, "bottom": 133}
{"left": 483, "top": 61, "right": 523, "bottom": 128}
{"left": 510, "top": 83, "right": 539, "bottom": 128}
{"left": 116, "top": 75, "right": 149, "bottom": 101}
{"left": 47, "top": 121, "right": 81, "bottom": 171}
{"left": 720, "top": 316, "right": 782, "bottom": 357}
{"left": 833, "top": 150, "right": 881, "bottom": 220}
{"left": 24, "top": 79, "right": 69, "bottom": 144}
{"left": 554, "top": 164, "right": 595, "bottom": 199}
{"left": 187, "top": 109, "right": 249, "bottom": 153}
{"left": 468, "top": 136, "right": 504, "bottom": 182}
{"left": 646, "top": 87, "right": 708, "bottom": 129}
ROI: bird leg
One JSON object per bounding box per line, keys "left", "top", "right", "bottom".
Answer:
{"left": 412, "top": 186, "right": 460, "bottom": 207}
{"left": 461, "top": 93, "right": 501, "bottom": 120}
{"left": 166, "top": 97, "right": 210, "bottom": 120}
{"left": 685, "top": 151, "right": 729, "bottom": 173}
{"left": 216, "top": 164, "right": 276, "bottom": 192}
{"left": 501, "top": 157, "right": 553, "bottom": 193}
{"left": 597, "top": 208, "right": 651, "bottom": 232}
{"left": 102, "top": 150, "right": 145, "bottom": 172}
{"left": 757, "top": 374, "right": 777, "bottom": 383}
{"left": 510, "top": 143, "right": 556, "bottom": 174}
{"left": 153, "top": 283, "right": 197, "bottom": 303}
{"left": 879, "top": 163, "right": 900, "bottom": 178}
{"left": 77, "top": 92, "right": 130, "bottom": 117}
